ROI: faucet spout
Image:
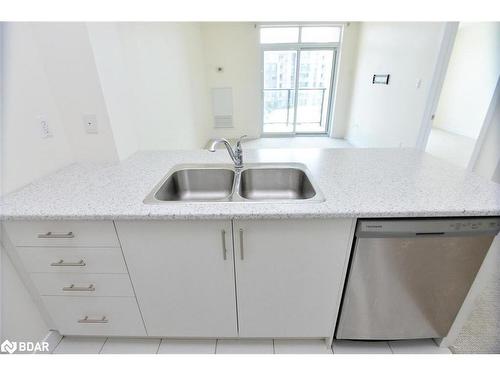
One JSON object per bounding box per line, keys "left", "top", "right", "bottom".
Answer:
{"left": 208, "top": 137, "right": 245, "bottom": 168}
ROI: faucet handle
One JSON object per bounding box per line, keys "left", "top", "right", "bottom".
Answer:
{"left": 236, "top": 135, "right": 248, "bottom": 147}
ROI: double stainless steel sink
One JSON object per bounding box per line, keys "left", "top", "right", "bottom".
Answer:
{"left": 143, "top": 163, "right": 325, "bottom": 203}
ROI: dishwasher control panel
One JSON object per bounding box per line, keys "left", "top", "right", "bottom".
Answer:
{"left": 357, "top": 217, "right": 500, "bottom": 237}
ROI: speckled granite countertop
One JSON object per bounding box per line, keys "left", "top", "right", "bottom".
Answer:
{"left": 1, "top": 148, "right": 500, "bottom": 220}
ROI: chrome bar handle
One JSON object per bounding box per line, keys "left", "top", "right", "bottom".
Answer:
{"left": 62, "top": 284, "right": 95, "bottom": 292}
{"left": 239, "top": 228, "right": 244, "bottom": 260}
{"left": 78, "top": 316, "right": 108, "bottom": 324}
{"left": 38, "top": 231, "right": 74, "bottom": 239}
{"left": 50, "top": 259, "right": 86, "bottom": 267}
{"left": 221, "top": 229, "right": 228, "bottom": 260}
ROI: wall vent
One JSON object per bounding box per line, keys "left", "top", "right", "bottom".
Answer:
{"left": 214, "top": 115, "right": 233, "bottom": 128}
{"left": 212, "top": 87, "right": 233, "bottom": 128}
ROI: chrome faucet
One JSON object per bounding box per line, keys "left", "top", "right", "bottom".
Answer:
{"left": 208, "top": 135, "right": 247, "bottom": 169}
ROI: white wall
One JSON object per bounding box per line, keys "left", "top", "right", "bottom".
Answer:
{"left": 87, "top": 23, "right": 139, "bottom": 160}
{"left": 434, "top": 23, "right": 500, "bottom": 139}
{"left": 345, "top": 22, "right": 447, "bottom": 147}
{"left": 201, "top": 23, "right": 261, "bottom": 140}
{"left": 1, "top": 23, "right": 72, "bottom": 342}
{"left": 118, "top": 22, "right": 211, "bottom": 150}
{"left": 473, "top": 81, "right": 500, "bottom": 183}
{"left": 331, "top": 22, "right": 360, "bottom": 138}
{"left": 31, "top": 23, "right": 120, "bottom": 163}
{"left": 1, "top": 24, "right": 76, "bottom": 194}
{"left": 0, "top": 22, "right": 3, "bottom": 341}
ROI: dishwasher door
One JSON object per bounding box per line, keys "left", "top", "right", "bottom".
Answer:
{"left": 336, "top": 218, "right": 500, "bottom": 340}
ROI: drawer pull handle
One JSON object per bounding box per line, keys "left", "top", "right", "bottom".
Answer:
{"left": 78, "top": 316, "right": 108, "bottom": 324}
{"left": 38, "top": 231, "right": 75, "bottom": 239}
{"left": 50, "top": 259, "right": 86, "bottom": 267}
{"left": 62, "top": 284, "right": 95, "bottom": 292}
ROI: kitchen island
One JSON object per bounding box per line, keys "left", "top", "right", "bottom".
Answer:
{"left": 1, "top": 148, "right": 500, "bottom": 220}
{"left": 1, "top": 148, "right": 499, "bottom": 348}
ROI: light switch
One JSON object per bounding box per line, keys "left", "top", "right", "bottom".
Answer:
{"left": 83, "top": 114, "right": 98, "bottom": 134}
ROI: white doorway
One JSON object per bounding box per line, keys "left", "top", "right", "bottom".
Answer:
{"left": 425, "top": 22, "right": 500, "bottom": 169}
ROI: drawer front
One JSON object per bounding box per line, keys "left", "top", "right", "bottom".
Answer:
{"left": 42, "top": 296, "right": 146, "bottom": 336}
{"left": 4, "top": 221, "right": 119, "bottom": 247}
{"left": 30, "top": 273, "right": 134, "bottom": 297}
{"left": 17, "top": 247, "right": 127, "bottom": 273}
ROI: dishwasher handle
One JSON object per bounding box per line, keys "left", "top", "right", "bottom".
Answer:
{"left": 415, "top": 232, "right": 445, "bottom": 236}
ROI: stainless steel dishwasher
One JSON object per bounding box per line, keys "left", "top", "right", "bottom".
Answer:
{"left": 336, "top": 217, "right": 500, "bottom": 340}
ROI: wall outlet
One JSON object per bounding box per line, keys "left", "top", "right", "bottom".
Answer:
{"left": 38, "top": 115, "right": 52, "bottom": 138}
{"left": 83, "top": 114, "right": 98, "bottom": 134}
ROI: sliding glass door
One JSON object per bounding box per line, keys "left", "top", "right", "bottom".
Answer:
{"left": 262, "top": 47, "right": 337, "bottom": 135}
{"left": 260, "top": 25, "right": 341, "bottom": 136}
{"left": 262, "top": 50, "right": 297, "bottom": 134}
{"left": 295, "top": 49, "right": 335, "bottom": 134}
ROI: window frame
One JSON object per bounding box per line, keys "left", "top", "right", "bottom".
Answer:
{"left": 259, "top": 24, "right": 343, "bottom": 137}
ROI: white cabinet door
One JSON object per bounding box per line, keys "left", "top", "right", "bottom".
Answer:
{"left": 234, "top": 219, "right": 354, "bottom": 338}
{"left": 115, "top": 220, "right": 238, "bottom": 337}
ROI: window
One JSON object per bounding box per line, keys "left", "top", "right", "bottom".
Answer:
{"left": 301, "top": 26, "right": 341, "bottom": 43}
{"left": 260, "top": 25, "right": 341, "bottom": 135}
{"left": 260, "top": 27, "right": 299, "bottom": 44}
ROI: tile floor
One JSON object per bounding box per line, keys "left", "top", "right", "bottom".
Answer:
{"left": 49, "top": 337, "right": 451, "bottom": 354}
{"left": 425, "top": 127, "right": 476, "bottom": 168}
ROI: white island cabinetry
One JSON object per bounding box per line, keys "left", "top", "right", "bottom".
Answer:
{"left": 116, "top": 218, "right": 354, "bottom": 339}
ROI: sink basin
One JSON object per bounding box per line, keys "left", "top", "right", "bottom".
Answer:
{"left": 238, "top": 167, "right": 316, "bottom": 200}
{"left": 146, "top": 167, "right": 234, "bottom": 202}
{"left": 144, "top": 163, "right": 324, "bottom": 203}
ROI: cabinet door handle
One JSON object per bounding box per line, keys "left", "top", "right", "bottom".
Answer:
{"left": 239, "top": 228, "right": 244, "bottom": 260}
{"left": 221, "top": 229, "right": 228, "bottom": 260}
{"left": 62, "top": 284, "right": 95, "bottom": 292}
{"left": 78, "top": 316, "right": 108, "bottom": 324}
{"left": 50, "top": 259, "right": 86, "bottom": 267}
{"left": 38, "top": 231, "right": 74, "bottom": 239}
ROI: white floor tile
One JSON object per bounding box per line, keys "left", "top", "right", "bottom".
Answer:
{"left": 389, "top": 339, "right": 451, "bottom": 354}
{"left": 216, "top": 339, "right": 274, "bottom": 354}
{"left": 100, "top": 338, "right": 161, "bottom": 354}
{"left": 53, "top": 336, "right": 106, "bottom": 354}
{"left": 158, "top": 339, "right": 216, "bottom": 354}
{"left": 425, "top": 128, "right": 475, "bottom": 168}
{"left": 274, "top": 339, "right": 332, "bottom": 354}
{"left": 332, "top": 340, "right": 392, "bottom": 354}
